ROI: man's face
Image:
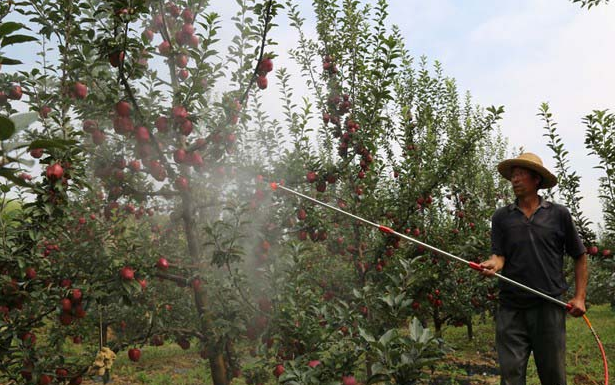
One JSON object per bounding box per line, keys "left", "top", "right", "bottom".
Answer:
{"left": 510, "top": 167, "right": 540, "bottom": 198}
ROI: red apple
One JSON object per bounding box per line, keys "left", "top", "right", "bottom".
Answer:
{"left": 60, "top": 298, "right": 72, "bottom": 312}
{"left": 20, "top": 332, "right": 36, "bottom": 345}
{"left": 91, "top": 129, "right": 106, "bottom": 145}
{"left": 25, "top": 267, "right": 36, "bottom": 280}
{"left": 188, "top": 34, "right": 199, "bottom": 48}
{"left": 172, "top": 105, "right": 188, "bottom": 120}
{"left": 178, "top": 69, "right": 189, "bottom": 81}
{"left": 181, "top": 23, "right": 195, "bottom": 35}
{"left": 120, "top": 266, "right": 135, "bottom": 280}
{"left": 8, "top": 85, "right": 22, "bottom": 100}
{"left": 258, "top": 57, "right": 273, "bottom": 74}
{"left": 156, "top": 257, "right": 169, "bottom": 270}
{"left": 297, "top": 209, "right": 307, "bottom": 220}
{"left": 46, "top": 163, "right": 64, "bottom": 180}
{"left": 152, "top": 14, "right": 164, "bottom": 30}
{"left": 30, "top": 148, "right": 44, "bottom": 158}
{"left": 342, "top": 375, "right": 357, "bottom": 385}
{"left": 69, "top": 376, "right": 82, "bottom": 385}
{"left": 256, "top": 75, "right": 268, "bottom": 90}
{"left": 180, "top": 119, "right": 193, "bottom": 135}
{"left": 306, "top": 171, "right": 317, "bottom": 183}
{"left": 190, "top": 152, "right": 204, "bottom": 168}
{"left": 164, "top": 2, "right": 179, "bottom": 16}
{"left": 181, "top": 8, "right": 193, "bottom": 22}
{"left": 603, "top": 249, "right": 611, "bottom": 257}
{"left": 273, "top": 364, "right": 285, "bottom": 378}
{"left": 142, "top": 29, "right": 154, "bottom": 41}
{"left": 173, "top": 148, "right": 187, "bottom": 163}
{"left": 175, "top": 30, "right": 188, "bottom": 46}
{"left": 115, "top": 100, "right": 131, "bottom": 117}
{"left": 134, "top": 126, "right": 150, "bottom": 143}
{"left": 151, "top": 117, "right": 168, "bottom": 134}
{"left": 39, "top": 105, "right": 51, "bottom": 118}
{"left": 175, "top": 176, "right": 189, "bottom": 191}
{"left": 55, "top": 368, "right": 68, "bottom": 379}
{"left": 175, "top": 54, "right": 188, "bottom": 68}
{"left": 38, "top": 374, "right": 52, "bottom": 385}
{"left": 83, "top": 119, "right": 98, "bottom": 133}
{"left": 308, "top": 360, "right": 321, "bottom": 368}
{"left": 71, "top": 288, "right": 82, "bottom": 302}
{"left": 109, "top": 51, "right": 125, "bottom": 67}
{"left": 587, "top": 246, "right": 598, "bottom": 256}
{"left": 158, "top": 40, "right": 172, "bottom": 56}
{"left": 128, "top": 348, "right": 141, "bottom": 362}
{"left": 72, "top": 82, "right": 88, "bottom": 99}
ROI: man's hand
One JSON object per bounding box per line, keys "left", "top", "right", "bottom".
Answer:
{"left": 567, "top": 297, "right": 586, "bottom": 317}
{"left": 568, "top": 254, "right": 588, "bottom": 318}
{"left": 479, "top": 255, "right": 505, "bottom": 277}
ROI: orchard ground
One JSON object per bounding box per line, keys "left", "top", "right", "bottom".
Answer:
{"left": 61, "top": 304, "right": 611, "bottom": 385}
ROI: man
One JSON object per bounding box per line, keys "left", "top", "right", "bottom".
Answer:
{"left": 479, "top": 152, "right": 588, "bottom": 385}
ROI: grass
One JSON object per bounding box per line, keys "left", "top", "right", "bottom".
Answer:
{"left": 79, "top": 304, "right": 613, "bottom": 384}
{"left": 439, "top": 303, "right": 613, "bottom": 385}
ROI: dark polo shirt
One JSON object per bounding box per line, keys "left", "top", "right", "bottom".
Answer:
{"left": 491, "top": 197, "right": 586, "bottom": 309}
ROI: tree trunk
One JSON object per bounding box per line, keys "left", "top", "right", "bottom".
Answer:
{"left": 182, "top": 192, "right": 229, "bottom": 385}
{"left": 433, "top": 309, "right": 442, "bottom": 337}
{"left": 366, "top": 355, "right": 374, "bottom": 379}
{"left": 209, "top": 351, "right": 229, "bottom": 385}
{"left": 466, "top": 318, "right": 473, "bottom": 341}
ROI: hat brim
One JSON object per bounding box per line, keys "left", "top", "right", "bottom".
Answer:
{"left": 497, "top": 159, "right": 557, "bottom": 189}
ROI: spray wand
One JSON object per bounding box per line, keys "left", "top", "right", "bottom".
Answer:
{"left": 269, "top": 182, "right": 609, "bottom": 385}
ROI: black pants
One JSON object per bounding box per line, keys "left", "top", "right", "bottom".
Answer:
{"left": 496, "top": 303, "right": 567, "bottom": 385}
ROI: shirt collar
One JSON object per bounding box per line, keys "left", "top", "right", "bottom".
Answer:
{"left": 507, "top": 195, "right": 552, "bottom": 211}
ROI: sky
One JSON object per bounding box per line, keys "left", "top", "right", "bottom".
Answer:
{"left": 4, "top": 0, "right": 615, "bottom": 233}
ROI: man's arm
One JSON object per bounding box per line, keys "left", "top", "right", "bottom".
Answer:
{"left": 567, "top": 253, "right": 588, "bottom": 317}
{"left": 479, "top": 254, "right": 505, "bottom": 277}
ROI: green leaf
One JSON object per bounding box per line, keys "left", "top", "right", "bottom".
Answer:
{"left": 10, "top": 112, "right": 38, "bottom": 131}
{"left": 0, "top": 22, "right": 24, "bottom": 37}
{"left": 0, "top": 116, "right": 15, "bottom": 140}
{"left": 367, "top": 373, "right": 390, "bottom": 384}
{"left": 378, "top": 329, "right": 397, "bottom": 346}
{"left": 0, "top": 57, "right": 23, "bottom": 65}
{"left": 1, "top": 34, "right": 37, "bottom": 47}
{"left": 358, "top": 327, "right": 376, "bottom": 343}
{"left": 29, "top": 138, "right": 78, "bottom": 150}
{"left": 0, "top": 168, "right": 30, "bottom": 187}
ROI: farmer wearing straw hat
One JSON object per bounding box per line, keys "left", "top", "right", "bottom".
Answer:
{"left": 479, "top": 152, "right": 589, "bottom": 385}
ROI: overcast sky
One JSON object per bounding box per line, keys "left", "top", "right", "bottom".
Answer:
{"left": 5, "top": 0, "right": 615, "bottom": 233}
{"left": 218, "top": 0, "right": 615, "bottom": 233}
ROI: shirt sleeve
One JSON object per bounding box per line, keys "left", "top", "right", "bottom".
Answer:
{"left": 562, "top": 207, "right": 586, "bottom": 259}
{"left": 491, "top": 210, "right": 505, "bottom": 256}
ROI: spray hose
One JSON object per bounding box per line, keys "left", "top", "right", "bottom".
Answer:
{"left": 269, "top": 182, "right": 609, "bottom": 385}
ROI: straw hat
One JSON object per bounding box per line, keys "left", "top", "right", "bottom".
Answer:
{"left": 497, "top": 152, "right": 557, "bottom": 189}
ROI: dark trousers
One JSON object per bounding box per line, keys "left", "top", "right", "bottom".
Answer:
{"left": 496, "top": 303, "right": 567, "bottom": 385}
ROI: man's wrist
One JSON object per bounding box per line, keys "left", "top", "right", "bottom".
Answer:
{"left": 573, "top": 293, "right": 586, "bottom": 301}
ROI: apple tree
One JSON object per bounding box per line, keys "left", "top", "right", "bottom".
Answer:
{"left": 237, "top": 0, "right": 508, "bottom": 383}
{"left": 2, "top": 1, "right": 288, "bottom": 385}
